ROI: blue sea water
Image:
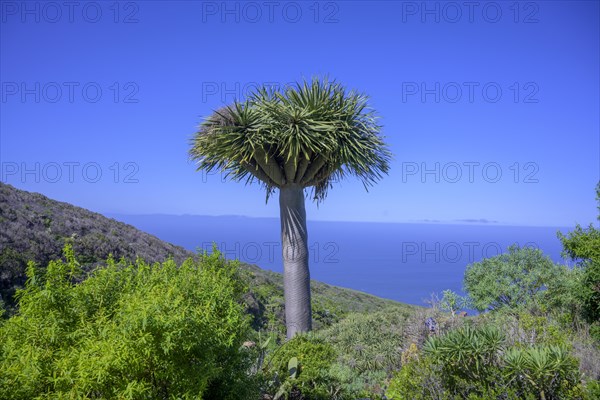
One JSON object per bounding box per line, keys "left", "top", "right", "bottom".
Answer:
{"left": 108, "top": 214, "right": 572, "bottom": 307}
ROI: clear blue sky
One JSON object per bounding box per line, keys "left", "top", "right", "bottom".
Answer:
{"left": 1, "top": 0, "right": 598, "bottom": 227}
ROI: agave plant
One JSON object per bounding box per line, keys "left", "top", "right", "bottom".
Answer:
{"left": 190, "top": 78, "right": 391, "bottom": 338}
{"left": 423, "top": 325, "right": 505, "bottom": 382}
{"left": 504, "top": 345, "right": 581, "bottom": 400}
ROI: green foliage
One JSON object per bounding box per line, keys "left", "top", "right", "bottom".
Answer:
{"left": 0, "top": 245, "right": 257, "bottom": 399}
{"left": 515, "top": 312, "right": 570, "bottom": 347}
{"left": 255, "top": 307, "right": 411, "bottom": 399}
{"left": 190, "top": 77, "right": 391, "bottom": 202}
{"left": 386, "top": 342, "right": 449, "bottom": 400}
{"left": 0, "top": 182, "right": 191, "bottom": 314}
{"left": 423, "top": 325, "right": 505, "bottom": 387}
{"left": 265, "top": 334, "right": 339, "bottom": 399}
{"left": 476, "top": 306, "right": 575, "bottom": 352}
{"left": 315, "top": 308, "right": 408, "bottom": 397}
{"left": 559, "top": 225, "right": 600, "bottom": 264}
{"left": 585, "top": 379, "right": 600, "bottom": 399}
{"left": 542, "top": 265, "right": 585, "bottom": 319}
{"left": 388, "top": 324, "right": 585, "bottom": 400}
{"left": 579, "top": 261, "right": 600, "bottom": 324}
{"left": 559, "top": 226, "right": 600, "bottom": 324}
{"left": 464, "top": 245, "right": 562, "bottom": 312}
{"left": 440, "top": 289, "right": 468, "bottom": 316}
{"left": 557, "top": 182, "right": 600, "bottom": 326}
{"left": 319, "top": 309, "right": 406, "bottom": 373}
{"left": 504, "top": 345, "right": 582, "bottom": 399}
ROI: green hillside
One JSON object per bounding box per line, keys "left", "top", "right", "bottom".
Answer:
{"left": 0, "top": 182, "right": 412, "bottom": 327}
{"left": 2, "top": 182, "right": 598, "bottom": 399}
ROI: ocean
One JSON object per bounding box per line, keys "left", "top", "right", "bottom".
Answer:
{"left": 108, "top": 214, "right": 572, "bottom": 307}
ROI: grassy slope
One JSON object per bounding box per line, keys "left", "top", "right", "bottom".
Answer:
{"left": 242, "top": 262, "right": 414, "bottom": 331}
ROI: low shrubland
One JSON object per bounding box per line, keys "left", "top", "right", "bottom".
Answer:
{"left": 0, "top": 246, "right": 256, "bottom": 399}
{"left": 2, "top": 241, "right": 599, "bottom": 399}
{"left": 1, "top": 183, "right": 599, "bottom": 399}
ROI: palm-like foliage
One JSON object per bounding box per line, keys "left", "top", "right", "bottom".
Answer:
{"left": 190, "top": 78, "right": 391, "bottom": 202}
{"left": 504, "top": 345, "right": 581, "bottom": 400}
{"left": 421, "top": 325, "right": 583, "bottom": 399}
{"left": 423, "top": 325, "right": 505, "bottom": 382}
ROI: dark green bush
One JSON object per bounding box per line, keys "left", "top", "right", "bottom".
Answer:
{"left": 557, "top": 182, "right": 600, "bottom": 325}
{"left": 265, "top": 334, "right": 338, "bottom": 399}
{"left": 0, "top": 245, "right": 257, "bottom": 399}
{"left": 386, "top": 343, "right": 447, "bottom": 400}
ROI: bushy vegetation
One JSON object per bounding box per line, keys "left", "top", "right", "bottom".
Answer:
{"left": 316, "top": 308, "right": 409, "bottom": 397}
{"left": 384, "top": 184, "right": 600, "bottom": 399}
{"left": 0, "top": 182, "right": 408, "bottom": 329}
{"left": 264, "top": 334, "right": 338, "bottom": 399}
{"left": 261, "top": 310, "right": 411, "bottom": 400}
{"left": 0, "top": 182, "right": 190, "bottom": 314}
{"left": 387, "top": 324, "right": 586, "bottom": 400}
{"left": 0, "top": 246, "right": 256, "bottom": 399}
{"left": 464, "top": 245, "right": 562, "bottom": 312}
{"left": 557, "top": 184, "right": 600, "bottom": 337}
{"left": 1, "top": 182, "right": 599, "bottom": 399}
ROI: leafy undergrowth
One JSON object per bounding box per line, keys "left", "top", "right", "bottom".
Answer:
{"left": 2, "top": 182, "right": 599, "bottom": 399}
{"left": 2, "top": 244, "right": 599, "bottom": 399}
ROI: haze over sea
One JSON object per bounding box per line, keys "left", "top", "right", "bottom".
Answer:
{"left": 109, "top": 214, "right": 572, "bottom": 307}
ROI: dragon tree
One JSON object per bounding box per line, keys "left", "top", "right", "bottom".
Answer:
{"left": 190, "top": 78, "right": 391, "bottom": 338}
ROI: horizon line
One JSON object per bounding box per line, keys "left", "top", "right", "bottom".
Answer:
{"left": 104, "top": 212, "right": 577, "bottom": 229}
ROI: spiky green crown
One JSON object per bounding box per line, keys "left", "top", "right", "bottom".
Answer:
{"left": 190, "top": 78, "right": 391, "bottom": 202}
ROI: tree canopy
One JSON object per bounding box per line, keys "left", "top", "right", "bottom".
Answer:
{"left": 464, "top": 245, "right": 562, "bottom": 312}
{"left": 190, "top": 78, "right": 391, "bottom": 202}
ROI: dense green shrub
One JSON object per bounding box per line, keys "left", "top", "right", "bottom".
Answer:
{"left": 0, "top": 245, "right": 257, "bottom": 399}
{"left": 386, "top": 343, "right": 447, "bottom": 400}
{"left": 559, "top": 222, "right": 600, "bottom": 265}
{"left": 559, "top": 227, "right": 600, "bottom": 329}
{"left": 542, "top": 265, "right": 585, "bottom": 320}
{"left": 265, "top": 334, "right": 339, "bottom": 399}
{"left": 464, "top": 245, "right": 562, "bottom": 312}
{"left": 316, "top": 308, "right": 407, "bottom": 396}
{"left": 0, "top": 183, "right": 192, "bottom": 314}
{"left": 557, "top": 183, "right": 600, "bottom": 329}
{"left": 319, "top": 309, "right": 406, "bottom": 373}
{"left": 580, "top": 261, "right": 600, "bottom": 329}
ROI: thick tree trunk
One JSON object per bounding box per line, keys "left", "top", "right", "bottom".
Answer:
{"left": 279, "top": 185, "right": 312, "bottom": 339}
